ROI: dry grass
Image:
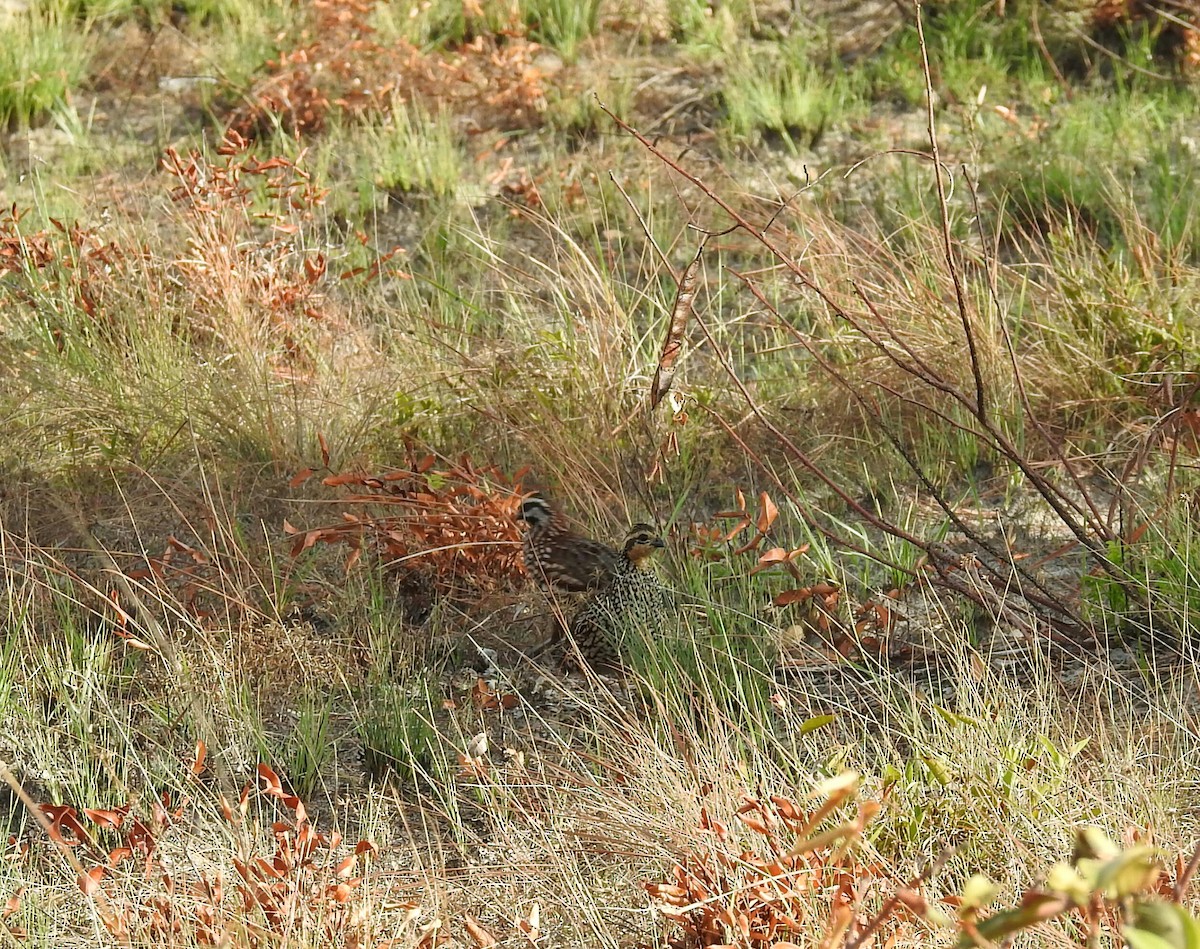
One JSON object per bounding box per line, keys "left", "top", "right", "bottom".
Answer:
{"left": 3, "top": 1, "right": 1200, "bottom": 946}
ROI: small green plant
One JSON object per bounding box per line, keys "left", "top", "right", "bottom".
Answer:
{"left": 955, "top": 827, "right": 1194, "bottom": 948}
{"left": 371, "top": 0, "right": 468, "bottom": 47}
{"left": 1083, "top": 494, "right": 1200, "bottom": 641}
{"left": 356, "top": 678, "right": 447, "bottom": 789}
{"left": 67, "top": 0, "right": 252, "bottom": 24}
{"left": 358, "top": 102, "right": 461, "bottom": 205}
{"left": 521, "top": 0, "right": 600, "bottom": 62}
{"left": 721, "top": 34, "right": 857, "bottom": 151}
{"left": 544, "top": 73, "right": 635, "bottom": 138}
{"left": 0, "top": 7, "right": 87, "bottom": 129}
{"left": 281, "top": 692, "right": 335, "bottom": 801}
{"left": 1010, "top": 90, "right": 1200, "bottom": 260}
{"left": 867, "top": 1, "right": 1050, "bottom": 106}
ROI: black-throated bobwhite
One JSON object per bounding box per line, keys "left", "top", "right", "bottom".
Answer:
{"left": 568, "top": 523, "right": 672, "bottom": 669}
{"left": 518, "top": 497, "right": 620, "bottom": 593}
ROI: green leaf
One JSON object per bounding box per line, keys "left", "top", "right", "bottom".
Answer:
{"left": 1046, "top": 861, "right": 1091, "bottom": 905}
{"left": 1074, "top": 826, "right": 1119, "bottom": 862}
{"left": 921, "top": 756, "right": 952, "bottom": 787}
{"left": 958, "top": 893, "right": 1070, "bottom": 947}
{"left": 1128, "top": 900, "right": 1200, "bottom": 949}
{"left": 933, "top": 705, "right": 980, "bottom": 728}
{"left": 1094, "top": 845, "right": 1162, "bottom": 899}
{"left": 1127, "top": 928, "right": 1183, "bottom": 949}
{"left": 799, "top": 713, "right": 835, "bottom": 735}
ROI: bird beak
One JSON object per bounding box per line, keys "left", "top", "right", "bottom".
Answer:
{"left": 653, "top": 537, "right": 666, "bottom": 548}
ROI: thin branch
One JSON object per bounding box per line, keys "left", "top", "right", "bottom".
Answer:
{"left": 732, "top": 269, "right": 1083, "bottom": 629}
{"left": 964, "top": 173, "right": 1110, "bottom": 531}
{"left": 915, "top": 2, "right": 988, "bottom": 425}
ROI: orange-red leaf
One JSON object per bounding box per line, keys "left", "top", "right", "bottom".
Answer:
{"left": 256, "top": 764, "right": 283, "bottom": 796}
{"left": 757, "top": 492, "right": 779, "bottom": 533}
{"left": 83, "top": 809, "right": 124, "bottom": 829}
{"left": 1, "top": 887, "right": 22, "bottom": 918}
{"left": 463, "top": 914, "right": 498, "bottom": 948}
{"left": 191, "top": 740, "right": 207, "bottom": 775}
{"left": 289, "top": 468, "right": 315, "bottom": 488}
{"left": 773, "top": 588, "right": 813, "bottom": 607}
{"left": 79, "top": 867, "right": 105, "bottom": 896}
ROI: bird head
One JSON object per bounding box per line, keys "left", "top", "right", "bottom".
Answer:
{"left": 518, "top": 497, "right": 553, "bottom": 528}
{"left": 623, "top": 523, "right": 666, "bottom": 564}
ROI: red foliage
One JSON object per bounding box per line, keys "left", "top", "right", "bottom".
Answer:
{"left": 33, "top": 762, "right": 379, "bottom": 946}
{"left": 0, "top": 204, "right": 132, "bottom": 328}
{"left": 226, "top": 0, "right": 548, "bottom": 141}
{"left": 288, "top": 451, "right": 527, "bottom": 599}
{"left": 643, "top": 786, "right": 902, "bottom": 949}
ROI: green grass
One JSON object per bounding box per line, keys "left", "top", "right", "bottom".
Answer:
{"left": 521, "top": 0, "right": 601, "bottom": 62}
{"left": 357, "top": 101, "right": 463, "bottom": 204}
{"left": 0, "top": 6, "right": 88, "bottom": 129}
{"left": 721, "top": 34, "right": 860, "bottom": 151}
{"left": 990, "top": 87, "right": 1200, "bottom": 261}
{"left": 67, "top": 0, "right": 268, "bottom": 22}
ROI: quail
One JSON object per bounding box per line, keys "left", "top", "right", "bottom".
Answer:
{"left": 568, "top": 523, "right": 672, "bottom": 669}
{"left": 517, "top": 497, "right": 620, "bottom": 593}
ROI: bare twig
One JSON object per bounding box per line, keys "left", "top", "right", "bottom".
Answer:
{"left": 915, "top": 3, "right": 987, "bottom": 425}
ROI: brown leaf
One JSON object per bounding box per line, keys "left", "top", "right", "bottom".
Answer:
{"left": 319, "top": 473, "right": 353, "bottom": 487}
{"left": 79, "top": 867, "right": 105, "bottom": 896}
{"left": 463, "top": 914, "right": 498, "bottom": 948}
{"left": 290, "top": 530, "right": 322, "bottom": 557}
{"left": 650, "top": 243, "right": 704, "bottom": 409}
{"left": 40, "top": 805, "right": 89, "bottom": 846}
{"left": 516, "top": 902, "right": 540, "bottom": 942}
{"left": 256, "top": 764, "right": 283, "bottom": 797}
{"left": 83, "top": 809, "right": 124, "bottom": 830}
{"left": 739, "top": 813, "right": 771, "bottom": 835}
{"left": 191, "top": 740, "right": 207, "bottom": 775}
{"left": 732, "top": 532, "right": 765, "bottom": 555}
{"left": 318, "top": 432, "right": 330, "bottom": 467}
{"left": 303, "top": 254, "right": 326, "bottom": 283}
{"left": 751, "top": 547, "right": 789, "bottom": 574}
{"left": 773, "top": 588, "right": 813, "bottom": 607}
{"left": 756, "top": 492, "right": 779, "bottom": 533}
{"left": 472, "top": 678, "right": 499, "bottom": 710}
{"left": 289, "top": 468, "right": 315, "bottom": 488}
{"left": 1, "top": 888, "right": 22, "bottom": 920}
